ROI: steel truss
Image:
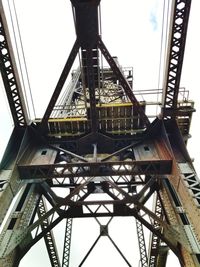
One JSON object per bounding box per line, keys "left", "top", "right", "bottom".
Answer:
{"left": 62, "top": 218, "right": 73, "bottom": 267}
{"left": 0, "top": 2, "right": 28, "bottom": 127}
{"left": 1, "top": 132, "right": 200, "bottom": 266}
{"left": 38, "top": 0, "right": 149, "bottom": 133}
{"left": 162, "top": 0, "right": 192, "bottom": 117}
{"left": 1, "top": 0, "right": 200, "bottom": 266}
{"left": 147, "top": 193, "right": 168, "bottom": 267}
{"left": 136, "top": 218, "right": 148, "bottom": 267}
{"left": 37, "top": 196, "right": 61, "bottom": 267}
{"left": 0, "top": 173, "right": 183, "bottom": 265}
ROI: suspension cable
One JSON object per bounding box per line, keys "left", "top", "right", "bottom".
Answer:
{"left": 158, "top": 0, "right": 167, "bottom": 91}
{"left": 164, "top": 0, "right": 171, "bottom": 65}
{"left": 6, "top": 0, "right": 31, "bottom": 119}
{"left": 71, "top": 2, "right": 88, "bottom": 111}
{"left": 11, "top": 0, "right": 36, "bottom": 119}
{"left": 98, "top": 3, "right": 103, "bottom": 94}
{"left": 156, "top": 0, "right": 170, "bottom": 115}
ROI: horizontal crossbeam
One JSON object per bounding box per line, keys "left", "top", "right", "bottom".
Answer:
{"left": 18, "top": 159, "right": 172, "bottom": 179}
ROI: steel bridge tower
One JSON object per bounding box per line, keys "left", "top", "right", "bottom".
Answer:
{"left": 0, "top": 0, "right": 200, "bottom": 266}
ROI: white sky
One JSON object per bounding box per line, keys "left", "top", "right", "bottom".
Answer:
{"left": 0, "top": 0, "right": 200, "bottom": 266}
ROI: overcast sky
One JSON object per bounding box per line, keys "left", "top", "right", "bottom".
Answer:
{"left": 1, "top": 0, "right": 200, "bottom": 266}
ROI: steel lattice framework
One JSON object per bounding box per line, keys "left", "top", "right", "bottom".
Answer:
{"left": 0, "top": 0, "right": 200, "bottom": 267}
{"left": 0, "top": 1, "right": 28, "bottom": 127}
{"left": 162, "top": 0, "right": 191, "bottom": 117}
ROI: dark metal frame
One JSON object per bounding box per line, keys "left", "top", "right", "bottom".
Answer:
{"left": 162, "top": 0, "right": 192, "bottom": 118}
{"left": 0, "top": 5, "right": 28, "bottom": 127}
{"left": 0, "top": 0, "right": 199, "bottom": 266}
{"left": 37, "top": 196, "right": 61, "bottom": 267}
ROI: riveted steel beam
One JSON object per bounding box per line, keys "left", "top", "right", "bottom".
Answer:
{"left": 162, "top": 0, "right": 192, "bottom": 117}
{"left": 37, "top": 197, "right": 61, "bottom": 267}
{"left": 62, "top": 218, "right": 73, "bottom": 267}
{"left": 148, "top": 193, "right": 165, "bottom": 267}
{"left": 136, "top": 219, "right": 148, "bottom": 267}
{"left": 0, "top": 184, "right": 40, "bottom": 266}
{"left": 0, "top": 2, "right": 28, "bottom": 127}
{"left": 18, "top": 159, "right": 172, "bottom": 180}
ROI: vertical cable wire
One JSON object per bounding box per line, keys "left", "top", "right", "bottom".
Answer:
{"left": 156, "top": 0, "right": 167, "bottom": 115}
{"left": 11, "top": 0, "right": 36, "bottom": 119}
{"left": 158, "top": 0, "right": 167, "bottom": 90}
{"left": 99, "top": 3, "right": 104, "bottom": 93}
{"left": 6, "top": 0, "right": 31, "bottom": 119}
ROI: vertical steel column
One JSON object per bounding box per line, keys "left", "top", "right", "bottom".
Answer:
{"left": 71, "top": 0, "right": 100, "bottom": 133}
{"left": 136, "top": 219, "right": 148, "bottom": 267}
{"left": 85, "top": 49, "right": 98, "bottom": 132}
{"left": 148, "top": 193, "right": 166, "bottom": 267}
{"left": 37, "top": 197, "right": 61, "bottom": 267}
{"left": 162, "top": 0, "right": 192, "bottom": 117}
{"left": 62, "top": 218, "right": 73, "bottom": 267}
{"left": 0, "top": 184, "right": 40, "bottom": 267}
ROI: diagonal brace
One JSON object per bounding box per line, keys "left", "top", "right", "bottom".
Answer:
{"left": 97, "top": 36, "right": 150, "bottom": 127}
{"left": 40, "top": 39, "right": 80, "bottom": 131}
{"left": 78, "top": 214, "right": 132, "bottom": 267}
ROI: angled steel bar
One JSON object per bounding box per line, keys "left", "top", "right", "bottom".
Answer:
{"left": 2, "top": 176, "right": 184, "bottom": 266}
{"left": 49, "top": 144, "right": 89, "bottom": 163}
{"left": 62, "top": 218, "right": 73, "bottom": 267}
{"left": 2, "top": 178, "right": 93, "bottom": 263}
{"left": 162, "top": 0, "right": 192, "bottom": 117}
{"left": 78, "top": 212, "right": 132, "bottom": 267}
{"left": 40, "top": 39, "right": 80, "bottom": 131}
{"left": 102, "top": 188, "right": 182, "bottom": 264}
{"left": 37, "top": 196, "right": 61, "bottom": 267}
{"left": 78, "top": 234, "right": 101, "bottom": 267}
{"left": 40, "top": 182, "right": 60, "bottom": 206}
{"left": 97, "top": 36, "right": 150, "bottom": 127}
{"left": 21, "top": 215, "right": 63, "bottom": 263}
{"left": 101, "top": 141, "right": 142, "bottom": 162}
{"left": 107, "top": 234, "right": 132, "bottom": 267}
{"left": 0, "top": 3, "right": 28, "bottom": 127}
{"left": 135, "top": 177, "right": 156, "bottom": 202}
{"left": 104, "top": 179, "right": 166, "bottom": 227}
